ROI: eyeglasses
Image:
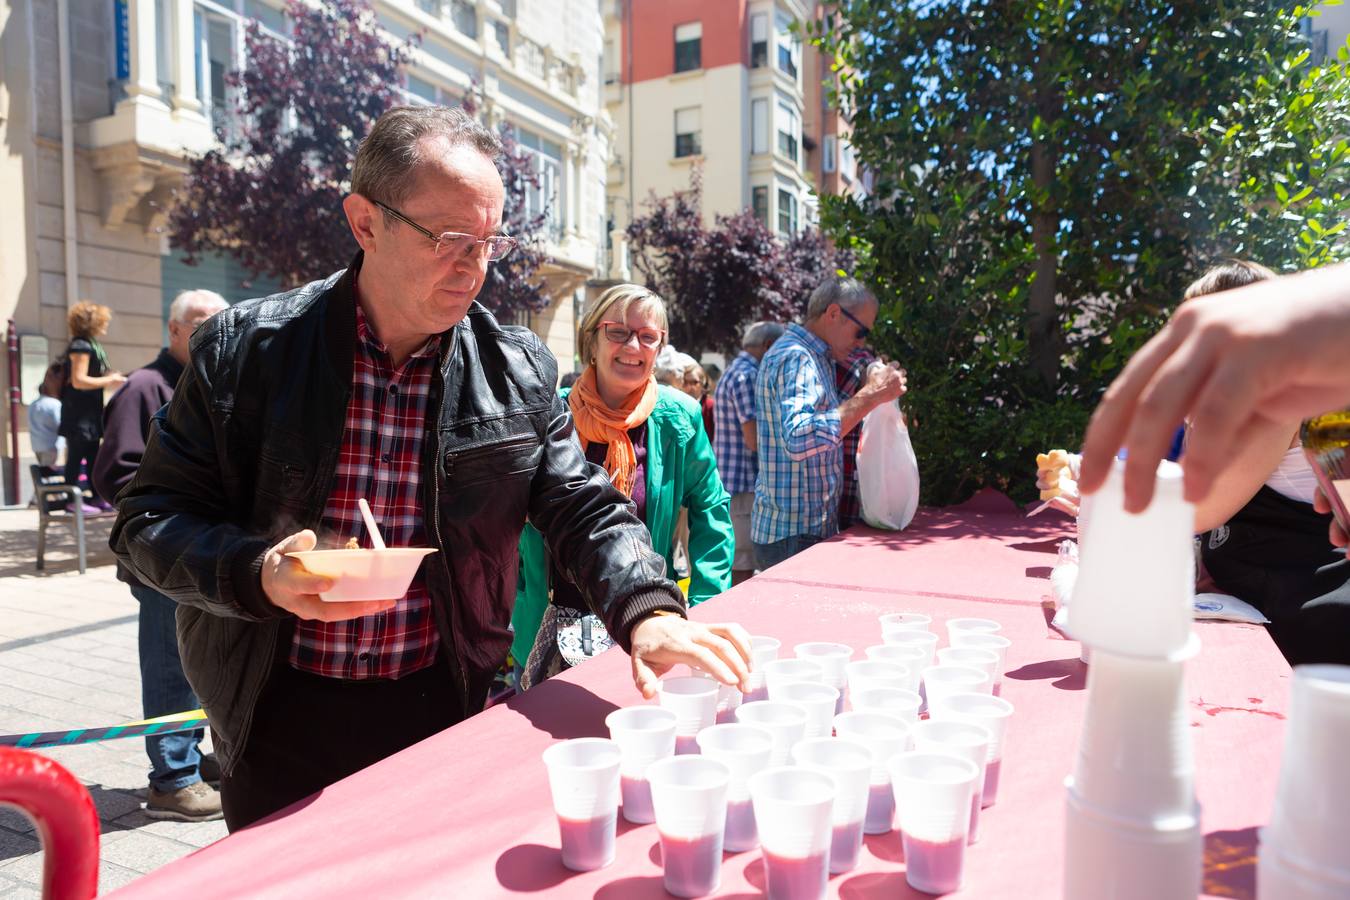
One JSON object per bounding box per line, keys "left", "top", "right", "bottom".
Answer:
{"left": 372, "top": 200, "right": 518, "bottom": 261}
{"left": 600, "top": 322, "right": 665, "bottom": 349}
{"left": 838, "top": 304, "right": 872, "bottom": 340}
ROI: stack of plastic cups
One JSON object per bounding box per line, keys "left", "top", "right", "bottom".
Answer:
{"left": 792, "top": 737, "right": 873, "bottom": 874}
{"left": 697, "top": 723, "right": 774, "bottom": 852}
{"left": 647, "top": 756, "right": 731, "bottom": 898}
{"left": 929, "top": 692, "right": 1014, "bottom": 807}
{"left": 1061, "top": 458, "right": 1202, "bottom": 900}
{"left": 541, "top": 738, "right": 622, "bottom": 871}
{"left": 774, "top": 681, "right": 840, "bottom": 740}
{"left": 889, "top": 752, "right": 981, "bottom": 895}
{"left": 605, "top": 706, "right": 678, "bottom": 824}
{"left": 879, "top": 630, "right": 939, "bottom": 685}
{"left": 735, "top": 701, "right": 808, "bottom": 766}
{"left": 846, "top": 660, "right": 912, "bottom": 699}
{"left": 1259, "top": 665, "right": 1350, "bottom": 899}
{"left": 748, "top": 767, "right": 836, "bottom": 900}
{"left": 794, "top": 642, "right": 853, "bottom": 714}
{"left": 921, "top": 664, "right": 991, "bottom": 713}
{"left": 850, "top": 686, "right": 923, "bottom": 724}
{"left": 936, "top": 647, "right": 1000, "bottom": 693}
{"left": 834, "top": 710, "right": 911, "bottom": 834}
{"left": 911, "top": 719, "right": 993, "bottom": 843}
{"left": 948, "top": 632, "right": 1012, "bottom": 696}
{"left": 660, "top": 676, "right": 719, "bottom": 756}
{"left": 744, "top": 636, "right": 782, "bottom": 702}
{"left": 763, "top": 658, "right": 824, "bottom": 700}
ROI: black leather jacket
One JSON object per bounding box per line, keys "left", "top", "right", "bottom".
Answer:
{"left": 110, "top": 256, "right": 684, "bottom": 774}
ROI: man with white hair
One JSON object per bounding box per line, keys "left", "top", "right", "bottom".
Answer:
{"left": 94, "top": 288, "right": 229, "bottom": 820}
{"left": 714, "top": 321, "right": 785, "bottom": 584}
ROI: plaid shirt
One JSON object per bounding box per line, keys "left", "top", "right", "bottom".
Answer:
{"left": 751, "top": 323, "right": 844, "bottom": 544}
{"left": 836, "top": 349, "right": 874, "bottom": 530}
{"left": 290, "top": 300, "right": 442, "bottom": 680}
{"left": 711, "top": 351, "right": 760, "bottom": 495}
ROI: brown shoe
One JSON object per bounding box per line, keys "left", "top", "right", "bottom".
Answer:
{"left": 145, "top": 781, "right": 224, "bottom": 822}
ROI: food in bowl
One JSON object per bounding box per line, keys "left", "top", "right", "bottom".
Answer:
{"left": 285, "top": 547, "right": 438, "bottom": 602}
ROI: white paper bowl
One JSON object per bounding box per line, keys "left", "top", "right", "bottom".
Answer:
{"left": 286, "top": 548, "right": 438, "bottom": 602}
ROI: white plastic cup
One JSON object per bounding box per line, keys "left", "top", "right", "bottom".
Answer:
{"left": 1265, "top": 665, "right": 1350, "bottom": 879}
{"left": 792, "top": 737, "right": 873, "bottom": 874}
{"left": 744, "top": 636, "right": 782, "bottom": 702}
{"left": 936, "top": 647, "right": 1000, "bottom": 691}
{"left": 865, "top": 642, "right": 927, "bottom": 669}
{"left": 686, "top": 665, "right": 743, "bottom": 725}
{"left": 748, "top": 767, "right": 836, "bottom": 900}
{"left": 660, "top": 676, "right": 719, "bottom": 756}
{"left": 879, "top": 629, "right": 939, "bottom": 676}
{"left": 1066, "top": 458, "right": 1196, "bottom": 658}
{"left": 833, "top": 710, "right": 911, "bottom": 834}
{"left": 764, "top": 658, "right": 825, "bottom": 701}
{"left": 794, "top": 642, "right": 853, "bottom": 713}
{"left": 697, "top": 723, "right": 775, "bottom": 852}
{"left": 910, "top": 719, "right": 993, "bottom": 844}
{"left": 944, "top": 617, "right": 1003, "bottom": 640}
{"left": 647, "top": 756, "right": 732, "bottom": 898}
{"left": 846, "top": 659, "right": 912, "bottom": 699}
{"left": 890, "top": 751, "right": 980, "bottom": 895}
{"left": 1257, "top": 839, "right": 1350, "bottom": 900}
{"left": 879, "top": 611, "right": 933, "bottom": 635}
{"left": 774, "top": 681, "right": 840, "bottom": 740}
{"left": 605, "top": 706, "right": 678, "bottom": 824}
{"left": 928, "top": 692, "right": 1014, "bottom": 807}
{"left": 735, "top": 701, "right": 808, "bottom": 766}
{"left": 948, "top": 632, "right": 1012, "bottom": 695}
{"left": 922, "top": 664, "right": 992, "bottom": 714}
{"left": 541, "top": 738, "right": 622, "bottom": 871}
{"left": 1063, "top": 785, "right": 1202, "bottom": 900}
{"left": 849, "top": 686, "right": 923, "bottom": 724}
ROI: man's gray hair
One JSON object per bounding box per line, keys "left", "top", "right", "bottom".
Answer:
{"left": 168, "top": 289, "right": 227, "bottom": 323}
{"left": 804, "top": 276, "right": 875, "bottom": 322}
{"left": 742, "top": 320, "right": 785, "bottom": 350}
{"left": 350, "top": 106, "right": 503, "bottom": 211}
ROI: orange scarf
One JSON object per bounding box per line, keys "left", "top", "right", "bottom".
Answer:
{"left": 568, "top": 366, "right": 659, "bottom": 497}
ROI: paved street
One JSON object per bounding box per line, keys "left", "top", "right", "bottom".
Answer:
{"left": 0, "top": 507, "right": 226, "bottom": 897}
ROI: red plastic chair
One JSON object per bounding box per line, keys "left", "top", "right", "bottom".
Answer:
{"left": 0, "top": 747, "right": 99, "bottom": 899}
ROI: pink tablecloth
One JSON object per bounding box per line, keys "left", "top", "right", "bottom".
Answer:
{"left": 110, "top": 499, "right": 1287, "bottom": 899}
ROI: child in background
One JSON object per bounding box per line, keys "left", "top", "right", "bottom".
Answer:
{"left": 28, "top": 362, "right": 65, "bottom": 469}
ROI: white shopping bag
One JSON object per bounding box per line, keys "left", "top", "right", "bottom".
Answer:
{"left": 856, "top": 398, "right": 920, "bottom": 530}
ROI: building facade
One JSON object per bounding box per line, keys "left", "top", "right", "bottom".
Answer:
{"left": 0, "top": 0, "right": 611, "bottom": 502}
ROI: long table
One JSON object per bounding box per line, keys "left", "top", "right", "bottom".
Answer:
{"left": 110, "top": 493, "right": 1288, "bottom": 898}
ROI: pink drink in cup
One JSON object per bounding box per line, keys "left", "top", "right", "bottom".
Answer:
{"left": 921, "top": 664, "right": 991, "bottom": 714}
{"left": 660, "top": 676, "right": 719, "bottom": 756}
{"left": 541, "top": 738, "right": 621, "bottom": 871}
{"left": 744, "top": 636, "right": 782, "bottom": 702}
{"left": 735, "top": 701, "right": 808, "bottom": 767}
{"left": 928, "top": 691, "right": 1015, "bottom": 808}
{"left": 774, "top": 681, "right": 840, "bottom": 740}
{"left": 947, "top": 631, "right": 1012, "bottom": 696}
{"left": 697, "top": 723, "right": 775, "bottom": 852}
{"left": 793, "top": 642, "right": 853, "bottom": 714}
{"left": 647, "top": 755, "right": 731, "bottom": 898}
{"left": 877, "top": 630, "right": 938, "bottom": 684}
{"left": 910, "top": 719, "right": 993, "bottom": 844}
{"left": 834, "top": 710, "right": 911, "bottom": 834}
{"left": 889, "top": 751, "right": 980, "bottom": 894}
{"left": 605, "top": 706, "right": 677, "bottom": 825}
{"left": 749, "top": 766, "right": 836, "bottom": 900}
{"left": 792, "top": 737, "right": 872, "bottom": 874}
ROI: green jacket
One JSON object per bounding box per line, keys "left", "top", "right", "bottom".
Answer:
{"left": 511, "top": 384, "right": 734, "bottom": 664}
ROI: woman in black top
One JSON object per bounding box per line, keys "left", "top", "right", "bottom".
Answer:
{"left": 60, "top": 301, "right": 126, "bottom": 508}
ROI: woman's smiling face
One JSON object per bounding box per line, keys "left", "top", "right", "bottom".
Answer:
{"left": 593, "top": 302, "right": 665, "bottom": 400}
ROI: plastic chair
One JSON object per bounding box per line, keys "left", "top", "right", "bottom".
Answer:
{"left": 30, "top": 465, "right": 89, "bottom": 574}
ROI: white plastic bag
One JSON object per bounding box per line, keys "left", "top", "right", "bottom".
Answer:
{"left": 856, "top": 398, "right": 920, "bottom": 530}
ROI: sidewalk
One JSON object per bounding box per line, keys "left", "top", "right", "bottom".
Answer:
{"left": 0, "top": 507, "right": 227, "bottom": 897}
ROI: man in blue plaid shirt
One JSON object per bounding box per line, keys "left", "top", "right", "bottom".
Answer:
{"left": 752, "top": 277, "right": 906, "bottom": 570}
{"left": 713, "top": 321, "right": 785, "bottom": 584}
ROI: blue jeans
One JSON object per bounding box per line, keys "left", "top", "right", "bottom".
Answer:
{"left": 753, "top": 534, "right": 823, "bottom": 571}
{"left": 131, "top": 583, "right": 204, "bottom": 791}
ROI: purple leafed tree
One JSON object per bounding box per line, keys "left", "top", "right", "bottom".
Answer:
{"left": 167, "top": 0, "right": 551, "bottom": 320}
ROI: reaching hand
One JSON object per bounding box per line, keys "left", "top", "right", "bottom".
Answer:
{"left": 866, "top": 362, "right": 908, "bottom": 404}
{"left": 260, "top": 529, "right": 397, "bottom": 621}
{"left": 629, "top": 614, "right": 753, "bottom": 700}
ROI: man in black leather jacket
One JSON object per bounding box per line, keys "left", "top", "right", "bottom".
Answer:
{"left": 110, "top": 106, "right": 750, "bottom": 830}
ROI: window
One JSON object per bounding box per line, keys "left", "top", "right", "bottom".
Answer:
{"left": 155, "top": 0, "right": 175, "bottom": 96}
{"left": 405, "top": 73, "right": 438, "bottom": 105}
{"left": 675, "top": 106, "right": 701, "bottom": 158}
{"left": 193, "top": 8, "right": 237, "bottom": 132}
{"left": 516, "top": 129, "right": 564, "bottom": 239}
{"left": 840, "top": 139, "right": 857, "bottom": 182}
{"left": 777, "top": 188, "right": 798, "bottom": 235}
{"left": 451, "top": 0, "right": 477, "bottom": 38}
{"left": 244, "top": 0, "right": 287, "bottom": 35}
{"left": 752, "top": 186, "right": 768, "bottom": 225}
{"left": 416, "top": 0, "right": 440, "bottom": 15}
{"left": 822, "top": 134, "right": 836, "bottom": 173}
{"left": 750, "top": 14, "right": 768, "bottom": 68}
{"left": 751, "top": 98, "right": 768, "bottom": 154}
{"left": 777, "top": 100, "right": 799, "bottom": 163}
{"left": 603, "top": 38, "right": 618, "bottom": 83}
{"left": 674, "top": 22, "right": 701, "bottom": 73}
{"left": 776, "top": 13, "right": 799, "bottom": 80}
{"left": 492, "top": 20, "right": 511, "bottom": 55}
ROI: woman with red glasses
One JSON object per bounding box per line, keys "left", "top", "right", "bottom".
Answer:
{"left": 512, "top": 284, "right": 735, "bottom": 688}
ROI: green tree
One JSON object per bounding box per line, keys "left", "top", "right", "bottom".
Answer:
{"left": 810, "top": 1, "right": 1350, "bottom": 505}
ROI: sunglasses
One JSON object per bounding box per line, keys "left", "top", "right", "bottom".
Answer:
{"left": 600, "top": 322, "right": 665, "bottom": 349}
{"left": 838, "top": 304, "right": 871, "bottom": 340}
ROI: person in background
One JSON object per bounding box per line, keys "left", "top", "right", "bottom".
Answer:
{"left": 59, "top": 301, "right": 126, "bottom": 511}
{"left": 514, "top": 284, "right": 735, "bottom": 687}
{"left": 704, "top": 362, "right": 722, "bottom": 392}
{"left": 559, "top": 371, "right": 580, "bottom": 390}
{"left": 93, "top": 289, "right": 229, "bottom": 821}
{"left": 835, "top": 347, "right": 878, "bottom": 530}
{"left": 29, "top": 363, "right": 65, "bottom": 469}
{"left": 678, "top": 361, "right": 716, "bottom": 441}
{"left": 712, "top": 321, "right": 785, "bottom": 584}
{"left": 753, "top": 276, "right": 907, "bottom": 570}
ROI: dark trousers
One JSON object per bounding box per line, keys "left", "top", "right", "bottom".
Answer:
{"left": 63, "top": 436, "right": 102, "bottom": 500}
{"left": 219, "top": 657, "right": 462, "bottom": 831}
{"left": 131, "top": 584, "right": 203, "bottom": 791}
